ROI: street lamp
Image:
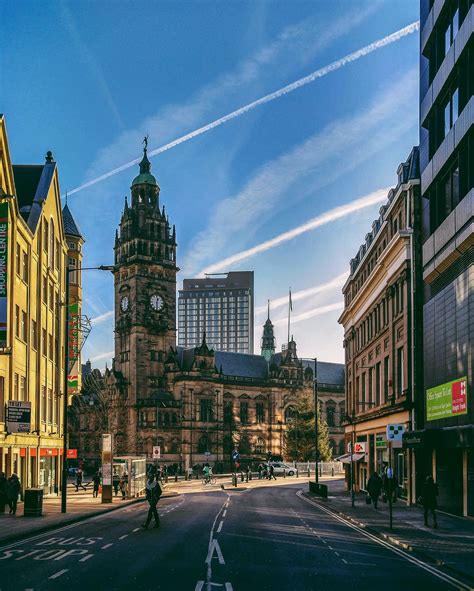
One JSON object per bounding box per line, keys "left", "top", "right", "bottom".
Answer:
{"left": 313, "top": 358, "right": 319, "bottom": 484}
{"left": 61, "top": 265, "right": 114, "bottom": 514}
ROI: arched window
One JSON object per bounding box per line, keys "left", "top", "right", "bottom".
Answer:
{"left": 198, "top": 435, "right": 210, "bottom": 454}
{"left": 326, "top": 404, "right": 336, "bottom": 427}
{"left": 284, "top": 406, "right": 297, "bottom": 423}
{"left": 49, "top": 219, "right": 55, "bottom": 268}
{"left": 254, "top": 437, "right": 266, "bottom": 455}
{"left": 339, "top": 402, "right": 346, "bottom": 426}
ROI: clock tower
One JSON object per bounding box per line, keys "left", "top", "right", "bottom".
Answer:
{"left": 113, "top": 139, "right": 177, "bottom": 407}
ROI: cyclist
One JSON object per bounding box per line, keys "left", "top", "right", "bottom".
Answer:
{"left": 203, "top": 463, "right": 213, "bottom": 484}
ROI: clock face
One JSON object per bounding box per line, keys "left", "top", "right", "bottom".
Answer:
{"left": 120, "top": 296, "right": 129, "bottom": 312}
{"left": 150, "top": 294, "right": 164, "bottom": 311}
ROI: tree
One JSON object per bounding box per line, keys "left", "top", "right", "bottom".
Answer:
{"left": 284, "top": 392, "right": 332, "bottom": 462}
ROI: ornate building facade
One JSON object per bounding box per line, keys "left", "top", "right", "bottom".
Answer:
{"left": 70, "top": 144, "right": 344, "bottom": 470}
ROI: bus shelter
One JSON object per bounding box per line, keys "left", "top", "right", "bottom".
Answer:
{"left": 113, "top": 455, "right": 147, "bottom": 499}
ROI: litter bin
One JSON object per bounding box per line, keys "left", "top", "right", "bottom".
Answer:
{"left": 24, "top": 488, "right": 44, "bottom": 517}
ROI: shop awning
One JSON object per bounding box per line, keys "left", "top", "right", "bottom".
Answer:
{"left": 336, "top": 453, "right": 365, "bottom": 464}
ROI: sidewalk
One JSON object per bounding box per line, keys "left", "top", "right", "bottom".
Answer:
{"left": 0, "top": 483, "right": 178, "bottom": 545}
{"left": 306, "top": 478, "right": 474, "bottom": 583}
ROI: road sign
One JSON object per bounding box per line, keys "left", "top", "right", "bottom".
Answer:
{"left": 353, "top": 442, "right": 366, "bottom": 453}
{"left": 386, "top": 424, "right": 405, "bottom": 449}
{"left": 231, "top": 450, "right": 240, "bottom": 461}
{"left": 152, "top": 446, "right": 161, "bottom": 459}
{"left": 6, "top": 401, "right": 31, "bottom": 433}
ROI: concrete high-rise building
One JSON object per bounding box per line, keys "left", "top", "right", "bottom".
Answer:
{"left": 409, "top": 0, "right": 473, "bottom": 517}
{"left": 178, "top": 271, "right": 254, "bottom": 354}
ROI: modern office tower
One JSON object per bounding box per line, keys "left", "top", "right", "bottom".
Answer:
{"left": 416, "top": 0, "right": 473, "bottom": 516}
{"left": 178, "top": 271, "right": 254, "bottom": 353}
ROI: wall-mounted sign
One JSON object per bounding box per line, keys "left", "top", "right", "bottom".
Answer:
{"left": 152, "top": 446, "right": 161, "bottom": 459}
{"left": 353, "top": 442, "right": 366, "bottom": 453}
{"left": 376, "top": 434, "right": 387, "bottom": 448}
{"left": 0, "top": 202, "right": 8, "bottom": 348}
{"left": 67, "top": 303, "right": 80, "bottom": 395}
{"left": 6, "top": 401, "right": 31, "bottom": 433}
{"left": 426, "top": 377, "right": 467, "bottom": 421}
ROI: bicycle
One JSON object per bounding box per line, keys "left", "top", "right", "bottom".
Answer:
{"left": 202, "top": 475, "right": 216, "bottom": 485}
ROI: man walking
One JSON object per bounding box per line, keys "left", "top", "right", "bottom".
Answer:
{"left": 421, "top": 475, "right": 438, "bottom": 528}
{"left": 142, "top": 473, "right": 162, "bottom": 530}
{"left": 75, "top": 468, "right": 86, "bottom": 492}
{"left": 7, "top": 473, "right": 21, "bottom": 515}
{"left": 268, "top": 464, "right": 276, "bottom": 480}
{"left": 92, "top": 471, "right": 101, "bottom": 498}
{"left": 367, "top": 472, "right": 383, "bottom": 509}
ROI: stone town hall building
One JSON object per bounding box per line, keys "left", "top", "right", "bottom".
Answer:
{"left": 70, "top": 144, "right": 344, "bottom": 470}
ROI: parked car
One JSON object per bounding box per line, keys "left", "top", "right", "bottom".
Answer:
{"left": 269, "top": 462, "right": 296, "bottom": 476}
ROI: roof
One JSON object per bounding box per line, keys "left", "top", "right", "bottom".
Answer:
{"left": 12, "top": 165, "right": 44, "bottom": 214}
{"left": 300, "top": 359, "right": 345, "bottom": 387}
{"left": 62, "top": 203, "right": 83, "bottom": 239}
{"left": 177, "top": 347, "right": 269, "bottom": 379}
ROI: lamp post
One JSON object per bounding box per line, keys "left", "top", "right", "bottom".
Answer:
{"left": 61, "top": 265, "right": 114, "bottom": 514}
{"left": 313, "top": 358, "right": 318, "bottom": 484}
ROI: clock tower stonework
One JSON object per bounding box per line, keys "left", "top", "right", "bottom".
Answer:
{"left": 112, "top": 142, "right": 177, "bottom": 452}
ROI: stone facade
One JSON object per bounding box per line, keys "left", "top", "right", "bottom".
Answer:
{"left": 69, "top": 144, "right": 344, "bottom": 470}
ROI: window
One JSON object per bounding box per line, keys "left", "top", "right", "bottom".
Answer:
{"left": 0, "top": 377, "right": 4, "bottom": 421}
{"left": 49, "top": 220, "right": 55, "bottom": 268}
{"left": 42, "top": 328, "right": 47, "bottom": 355}
{"left": 22, "top": 251, "right": 28, "bottom": 283}
{"left": 42, "top": 277, "right": 48, "bottom": 304}
{"left": 444, "top": 88, "right": 459, "bottom": 137}
{"left": 368, "top": 368, "right": 373, "bottom": 406}
{"left": 15, "top": 305, "right": 19, "bottom": 337}
{"left": 254, "top": 437, "right": 265, "bottom": 455}
{"left": 55, "top": 239, "right": 60, "bottom": 270}
{"left": 361, "top": 372, "right": 366, "bottom": 409}
{"left": 20, "top": 376, "right": 26, "bottom": 401}
{"left": 13, "top": 373, "right": 19, "bottom": 400}
{"left": 326, "top": 405, "right": 335, "bottom": 428}
{"left": 198, "top": 435, "right": 210, "bottom": 454}
{"left": 396, "top": 347, "right": 404, "bottom": 396}
{"left": 43, "top": 220, "right": 48, "bottom": 252}
{"left": 200, "top": 399, "right": 214, "bottom": 422}
{"left": 444, "top": 7, "right": 459, "bottom": 56}
{"left": 16, "top": 244, "right": 20, "bottom": 275}
{"left": 49, "top": 334, "right": 53, "bottom": 359}
{"left": 240, "top": 401, "right": 249, "bottom": 424}
{"left": 384, "top": 356, "right": 390, "bottom": 402}
{"left": 69, "top": 257, "right": 77, "bottom": 284}
{"left": 256, "top": 402, "right": 264, "bottom": 424}
{"left": 21, "top": 310, "right": 27, "bottom": 341}
{"left": 375, "top": 362, "right": 381, "bottom": 406}
{"left": 223, "top": 400, "right": 232, "bottom": 424}
{"left": 31, "top": 320, "right": 37, "bottom": 350}
{"left": 284, "top": 405, "right": 297, "bottom": 423}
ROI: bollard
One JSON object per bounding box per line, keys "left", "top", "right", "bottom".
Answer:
{"left": 165, "top": 475, "right": 169, "bottom": 483}
{"left": 296, "top": 469, "right": 299, "bottom": 478}
{"left": 185, "top": 472, "right": 188, "bottom": 481}
{"left": 196, "top": 472, "right": 199, "bottom": 480}
{"left": 246, "top": 472, "right": 249, "bottom": 483}
{"left": 249, "top": 472, "right": 252, "bottom": 481}
{"left": 175, "top": 474, "right": 178, "bottom": 482}
{"left": 232, "top": 473, "right": 237, "bottom": 487}
{"left": 307, "top": 468, "right": 310, "bottom": 478}
{"left": 240, "top": 472, "right": 244, "bottom": 482}
{"left": 332, "top": 467, "right": 334, "bottom": 477}
{"left": 283, "top": 470, "right": 286, "bottom": 478}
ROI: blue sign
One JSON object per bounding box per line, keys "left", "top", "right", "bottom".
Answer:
{"left": 232, "top": 450, "right": 240, "bottom": 461}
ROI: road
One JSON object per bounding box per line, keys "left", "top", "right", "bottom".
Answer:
{"left": 0, "top": 482, "right": 470, "bottom": 590}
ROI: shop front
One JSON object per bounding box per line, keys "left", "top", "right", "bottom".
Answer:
{"left": 19, "top": 448, "right": 77, "bottom": 496}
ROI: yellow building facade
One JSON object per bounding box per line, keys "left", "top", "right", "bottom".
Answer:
{"left": 0, "top": 115, "right": 83, "bottom": 495}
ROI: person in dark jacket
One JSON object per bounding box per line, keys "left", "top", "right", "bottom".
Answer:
{"left": 75, "top": 468, "right": 86, "bottom": 492}
{"left": 367, "top": 472, "right": 383, "bottom": 509}
{"left": 112, "top": 469, "right": 120, "bottom": 497}
{"left": 7, "top": 474, "right": 21, "bottom": 515}
{"left": 268, "top": 464, "right": 276, "bottom": 480}
{"left": 421, "top": 475, "right": 438, "bottom": 528}
{"left": 142, "top": 474, "right": 162, "bottom": 529}
{"left": 0, "top": 472, "right": 7, "bottom": 514}
{"left": 92, "top": 471, "right": 101, "bottom": 498}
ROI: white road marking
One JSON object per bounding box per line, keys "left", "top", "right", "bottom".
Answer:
{"left": 118, "top": 535, "right": 128, "bottom": 540}
{"left": 132, "top": 528, "right": 141, "bottom": 532}
{"left": 49, "top": 569, "right": 68, "bottom": 580}
{"left": 296, "top": 490, "right": 472, "bottom": 590}
{"left": 195, "top": 582, "right": 204, "bottom": 591}
{"left": 206, "top": 539, "right": 225, "bottom": 565}
{"left": 222, "top": 510, "right": 227, "bottom": 517}
{"left": 101, "top": 544, "right": 113, "bottom": 550}
{"left": 225, "top": 584, "right": 233, "bottom": 591}
{"left": 79, "top": 554, "right": 93, "bottom": 562}
{"left": 217, "top": 521, "right": 224, "bottom": 533}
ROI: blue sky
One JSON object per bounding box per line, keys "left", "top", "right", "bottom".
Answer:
{"left": 2, "top": 0, "right": 420, "bottom": 366}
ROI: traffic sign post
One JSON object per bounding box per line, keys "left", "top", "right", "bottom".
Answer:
{"left": 152, "top": 446, "right": 161, "bottom": 460}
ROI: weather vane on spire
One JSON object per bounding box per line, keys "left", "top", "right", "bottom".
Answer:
{"left": 143, "top": 134, "right": 149, "bottom": 150}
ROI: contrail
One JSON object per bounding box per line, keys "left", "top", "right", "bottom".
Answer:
{"left": 255, "top": 272, "right": 347, "bottom": 315}
{"left": 273, "top": 302, "right": 344, "bottom": 325}
{"left": 68, "top": 21, "right": 419, "bottom": 197}
{"left": 201, "top": 187, "right": 390, "bottom": 275}
{"left": 90, "top": 310, "right": 114, "bottom": 326}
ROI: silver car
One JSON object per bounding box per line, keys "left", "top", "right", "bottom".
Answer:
{"left": 269, "top": 462, "right": 296, "bottom": 476}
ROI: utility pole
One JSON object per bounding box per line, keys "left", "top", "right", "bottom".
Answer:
{"left": 314, "top": 358, "right": 318, "bottom": 484}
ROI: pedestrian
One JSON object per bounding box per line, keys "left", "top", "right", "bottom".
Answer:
{"left": 269, "top": 464, "right": 276, "bottom": 480}
{"left": 7, "top": 473, "right": 21, "bottom": 515}
{"left": 75, "top": 468, "right": 86, "bottom": 492}
{"left": 113, "top": 470, "right": 120, "bottom": 497}
{"left": 119, "top": 475, "right": 127, "bottom": 500}
{"left": 0, "top": 472, "right": 7, "bottom": 514}
{"left": 367, "top": 472, "right": 383, "bottom": 509}
{"left": 142, "top": 474, "right": 162, "bottom": 529}
{"left": 258, "top": 464, "right": 263, "bottom": 480}
{"left": 421, "top": 475, "right": 438, "bottom": 528}
{"left": 92, "top": 471, "right": 101, "bottom": 498}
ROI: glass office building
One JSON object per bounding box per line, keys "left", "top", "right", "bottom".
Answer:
{"left": 178, "top": 271, "right": 254, "bottom": 354}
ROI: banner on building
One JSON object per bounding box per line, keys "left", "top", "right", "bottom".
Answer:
{"left": 0, "top": 202, "right": 8, "bottom": 348}
{"left": 426, "top": 376, "right": 468, "bottom": 421}
{"left": 67, "top": 302, "right": 80, "bottom": 394}
{"left": 6, "top": 401, "right": 31, "bottom": 433}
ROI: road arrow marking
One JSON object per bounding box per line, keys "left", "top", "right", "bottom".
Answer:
{"left": 206, "top": 539, "right": 225, "bottom": 565}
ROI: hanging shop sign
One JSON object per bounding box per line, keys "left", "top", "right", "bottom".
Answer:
{"left": 0, "top": 202, "right": 8, "bottom": 348}
{"left": 6, "top": 401, "right": 31, "bottom": 433}
{"left": 67, "top": 302, "right": 80, "bottom": 394}
{"left": 426, "top": 376, "right": 467, "bottom": 421}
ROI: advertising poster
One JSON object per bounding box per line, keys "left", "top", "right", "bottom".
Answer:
{"left": 0, "top": 202, "right": 8, "bottom": 348}
{"left": 426, "top": 377, "right": 468, "bottom": 421}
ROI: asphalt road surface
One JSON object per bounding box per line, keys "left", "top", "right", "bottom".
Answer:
{"left": 1, "top": 483, "right": 471, "bottom": 591}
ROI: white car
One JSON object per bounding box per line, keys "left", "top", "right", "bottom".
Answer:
{"left": 269, "top": 462, "right": 296, "bottom": 476}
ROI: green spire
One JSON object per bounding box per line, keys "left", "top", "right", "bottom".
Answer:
{"left": 131, "top": 135, "right": 158, "bottom": 187}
